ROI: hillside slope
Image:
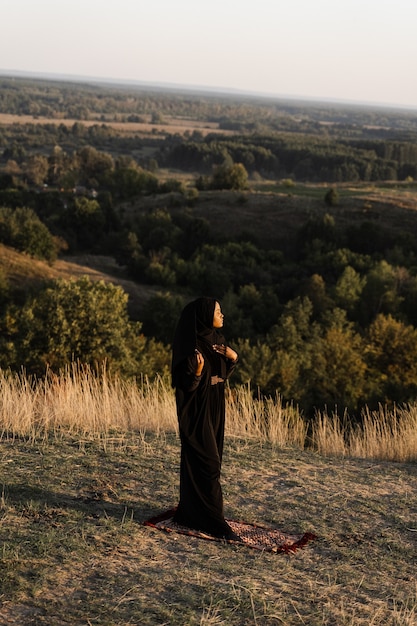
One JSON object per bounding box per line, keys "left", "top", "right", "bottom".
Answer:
{"left": 1, "top": 185, "right": 417, "bottom": 318}
{"left": 0, "top": 244, "right": 157, "bottom": 318}
{"left": 124, "top": 186, "right": 417, "bottom": 250}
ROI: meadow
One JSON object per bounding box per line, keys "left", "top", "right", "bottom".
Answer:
{"left": 1, "top": 367, "right": 416, "bottom": 625}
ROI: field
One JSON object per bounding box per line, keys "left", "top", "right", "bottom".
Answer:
{"left": 0, "top": 370, "right": 416, "bottom": 625}
{"left": 1, "top": 433, "right": 416, "bottom": 625}
{"left": 114, "top": 180, "right": 417, "bottom": 252}
{"left": 0, "top": 112, "right": 234, "bottom": 138}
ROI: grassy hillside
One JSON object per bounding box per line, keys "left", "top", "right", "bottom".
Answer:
{"left": 121, "top": 182, "right": 417, "bottom": 251}
{"left": 0, "top": 244, "right": 158, "bottom": 318}
{"left": 2, "top": 181, "right": 417, "bottom": 313}
{"left": 0, "top": 433, "right": 415, "bottom": 625}
{"left": 0, "top": 353, "right": 415, "bottom": 625}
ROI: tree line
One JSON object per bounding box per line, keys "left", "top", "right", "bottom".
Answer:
{"left": 2, "top": 121, "right": 417, "bottom": 187}
{"left": 2, "top": 76, "right": 417, "bottom": 135}
{"left": 2, "top": 186, "right": 417, "bottom": 416}
{"left": 161, "top": 134, "right": 417, "bottom": 182}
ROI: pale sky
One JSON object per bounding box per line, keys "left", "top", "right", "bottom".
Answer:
{"left": 2, "top": 0, "right": 417, "bottom": 109}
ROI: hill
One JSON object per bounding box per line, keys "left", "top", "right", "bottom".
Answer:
{"left": 0, "top": 432, "right": 415, "bottom": 625}
{"left": 121, "top": 183, "right": 417, "bottom": 250}
{"left": 0, "top": 244, "right": 158, "bottom": 318}
{"left": 2, "top": 182, "right": 417, "bottom": 307}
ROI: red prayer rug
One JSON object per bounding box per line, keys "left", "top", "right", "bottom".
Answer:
{"left": 144, "top": 508, "right": 317, "bottom": 554}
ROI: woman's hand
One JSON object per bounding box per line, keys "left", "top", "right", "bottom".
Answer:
{"left": 195, "top": 349, "right": 204, "bottom": 376}
{"left": 213, "top": 344, "right": 238, "bottom": 362}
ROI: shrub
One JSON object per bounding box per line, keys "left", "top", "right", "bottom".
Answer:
{"left": 324, "top": 187, "right": 340, "bottom": 207}
{"left": 0, "top": 206, "right": 57, "bottom": 261}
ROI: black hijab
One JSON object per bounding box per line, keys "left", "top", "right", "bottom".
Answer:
{"left": 171, "top": 297, "right": 227, "bottom": 387}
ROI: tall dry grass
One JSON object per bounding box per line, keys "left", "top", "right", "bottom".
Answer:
{"left": 0, "top": 365, "right": 177, "bottom": 445}
{"left": 0, "top": 365, "right": 416, "bottom": 462}
{"left": 312, "top": 405, "right": 417, "bottom": 462}
{"left": 225, "top": 384, "right": 307, "bottom": 449}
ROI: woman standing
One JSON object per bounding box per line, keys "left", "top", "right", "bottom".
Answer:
{"left": 171, "top": 297, "right": 240, "bottom": 541}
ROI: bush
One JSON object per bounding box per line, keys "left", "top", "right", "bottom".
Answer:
{"left": 0, "top": 206, "right": 57, "bottom": 261}
{"left": 324, "top": 187, "right": 340, "bottom": 207}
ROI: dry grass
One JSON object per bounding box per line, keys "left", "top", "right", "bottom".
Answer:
{"left": 0, "top": 244, "right": 158, "bottom": 316}
{"left": 1, "top": 365, "right": 416, "bottom": 463}
{"left": 0, "top": 366, "right": 416, "bottom": 624}
{"left": 0, "top": 365, "right": 177, "bottom": 445}
{"left": 313, "top": 406, "right": 417, "bottom": 463}
{"left": 0, "top": 432, "right": 416, "bottom": 625}
{"left": 225, "top": 386, "right": 307, "bottom": 449}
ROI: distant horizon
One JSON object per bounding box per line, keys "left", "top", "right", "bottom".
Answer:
{"left": 2, "top": 68, "right": 417, "bottom": 114}
{"left": 3, "top": 0, "right": 417, "bottom": 112}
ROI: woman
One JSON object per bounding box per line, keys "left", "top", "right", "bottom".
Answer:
{"left": 171, "top": 297, "right": 240, "bottom": 541}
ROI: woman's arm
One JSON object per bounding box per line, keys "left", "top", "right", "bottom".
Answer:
{"left": 175, "top": 351, "right": 205, "bottom": 391}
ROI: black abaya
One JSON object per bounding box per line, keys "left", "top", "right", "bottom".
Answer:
{"left": 171, "top": 297, "right": 237, "bottom": 539}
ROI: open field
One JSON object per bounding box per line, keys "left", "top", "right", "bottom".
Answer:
{"left": 1, "top": 431, "right": 416, "bottom": 625}
{"left": 0, "top": 113, "right": 235, "bottom": 138}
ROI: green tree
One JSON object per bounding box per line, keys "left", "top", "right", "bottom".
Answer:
{"left": 234, "top": 338, "right": 280, "bottom": 392}
{"left": 64, "top": 197, "right": 106, "bottom": 249}
{"left": 0, "top": 207, "right": 57, "bottom": 261}
{"left": 210, "top": 163, "right": 248, "bottom": 190}
{"left": 74, "top": 197, "right": 105, "bottom": 229}
{"left": 267, "top": 297, "right": 315, "bottom": 401}
{"left": 76, "top": 146, "right": 114, "bottom": 186}
{"left": 24, "top": 154, "right": 49, "bottom": 186}
{"left": 324, "top": 187, "right": 339, "bottom": 207}
{"left": 110, "top": 166, "right": 158, "bottom": 199}
{"left": 333, "top": 265, "right": 365, "bottom": 316}
{"left": 140, "top": 293, "right": 185, "bottom": 344}
{"left": 365, "top": 314, "right": 417, "bottom": 405}
{"left": 297, "top": 213, "right": 338, "bottom": 256}
{"left": 358, "top": 260, "right": 404, "bottom": 325}
{"left": 299, "top": 274, "right": 333, "bottom": 319}
{"left": 305, "top": 316, "right": 368, "bottom": 413}
{"left": 13, "top": 278, "right": 146, "bottom": 375}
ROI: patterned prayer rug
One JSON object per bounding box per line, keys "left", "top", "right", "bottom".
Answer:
{"left": 144, "top": 508, "right": 317, "bottom": 554}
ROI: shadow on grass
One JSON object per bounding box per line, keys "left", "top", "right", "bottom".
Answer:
{"left": 3, "top": 482, "right": 159, "bottom": 525}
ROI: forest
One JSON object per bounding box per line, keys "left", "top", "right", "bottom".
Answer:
{"left": 1, "top": 74, "right": 417, "bottom": 417}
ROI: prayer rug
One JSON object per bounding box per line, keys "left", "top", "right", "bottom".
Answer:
{"left": 144, "top": 508, "right": 317, "bottom": 554}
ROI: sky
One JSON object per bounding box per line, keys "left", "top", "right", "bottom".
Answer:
{"left": 1, "top": 0, "right": 417, "bottom": 110}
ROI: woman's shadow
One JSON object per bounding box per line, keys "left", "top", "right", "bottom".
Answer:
{"left": 3, "top": 482, "right": 155, "bottom": 524}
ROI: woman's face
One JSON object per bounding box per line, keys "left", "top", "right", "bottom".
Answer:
{"left": 212, "top": 302, "right": 224, "bottom": 328}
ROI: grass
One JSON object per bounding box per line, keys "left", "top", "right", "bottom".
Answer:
{"left": 0, "top": 367, "right": 416, "bottom": 624}
{"left": 1, "top": 434, "right": 416, "bottom": 625}
{"left": 0, "top": 244, "right": 158, "bottom": 318}
{"left": 1, "top": 366, "right": 416, "bottom": 462}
